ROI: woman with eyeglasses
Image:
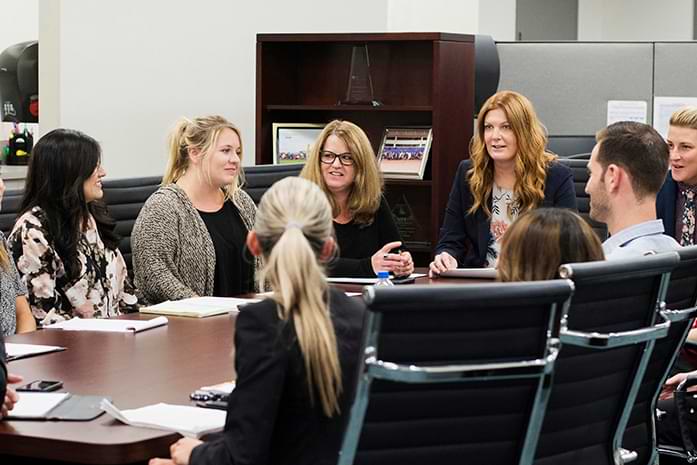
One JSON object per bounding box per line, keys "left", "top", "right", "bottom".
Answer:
{"left": 132, "top": 115, "right": 259, "bottom": 304}
{"left": 9, "top": 129, "right": 137, "bottom": 326}
{"left": 301, "top": 119, "right": 414, "bottom": 278}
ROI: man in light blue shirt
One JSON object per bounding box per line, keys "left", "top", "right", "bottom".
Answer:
{"left": 585, "top": 121, "right": 681, "bottom": 259}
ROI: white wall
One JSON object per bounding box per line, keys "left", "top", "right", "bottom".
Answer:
{"left": 0, "top": 0, "right": 38, "bottom": 52}
{"left": 578, "top": 0, "right": 693, "bottom": 41}
{"left": 41, "top": 0, "right": 389, "bottom": 179}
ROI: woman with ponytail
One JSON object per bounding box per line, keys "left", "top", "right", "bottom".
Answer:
{"left": 150, "top": 177, "right": 365, "bottom": 465}
{"left": 132, "top": 115, "right": 259, "bottom": 303}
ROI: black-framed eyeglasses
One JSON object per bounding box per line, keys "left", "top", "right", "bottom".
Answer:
{"left": 320, "top": 150, "right": 354, "bottom": 166}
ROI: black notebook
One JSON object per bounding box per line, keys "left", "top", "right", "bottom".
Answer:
{"left": 7, "top": 392, "right": 108, "bottom": 421}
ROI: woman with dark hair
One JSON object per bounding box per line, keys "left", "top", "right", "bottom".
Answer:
{"left": 497, "top": 208, "right": 604, "bottom": 282}
{"left": 9, "top": 128, "right": 137, "bottom": 326}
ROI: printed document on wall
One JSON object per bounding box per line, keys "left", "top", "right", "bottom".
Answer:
{"left": 607, "top": 100, "right": 647, "bottom": 125}
{"left": 653, "top": 97, "right": 697, "bottom": 139}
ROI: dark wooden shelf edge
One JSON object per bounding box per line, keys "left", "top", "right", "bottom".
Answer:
{"left": 258, "top": 32, "right": 474, "bottom": 43}
{"left": 385, "top": 178, "right": 432, "bottom": 186}
{"left": 265, "top": 105, "right": 433, "bottom": 112}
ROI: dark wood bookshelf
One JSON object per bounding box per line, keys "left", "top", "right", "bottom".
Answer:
{"left": 256, "top": 33, "right": 475, "bottom": 265}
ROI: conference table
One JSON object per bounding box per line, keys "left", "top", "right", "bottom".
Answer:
{"left": 0, "top": 272, "right": 475, "bottom": 464}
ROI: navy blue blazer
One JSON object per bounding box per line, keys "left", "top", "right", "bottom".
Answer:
{"left": 434, "top": 159, "right": 577, "bottom": 267}
{"left": 656, "top": 174, "right": 678, "bottom": 239}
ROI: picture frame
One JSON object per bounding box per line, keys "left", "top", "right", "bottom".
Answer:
{"left": 377, "top": 126, "right": 433, "bottom": 179}
{"left": 272, "top": 123, "right": 325, "bottom": 165}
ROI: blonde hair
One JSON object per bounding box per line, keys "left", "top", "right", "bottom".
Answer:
{"left": 300, "top": 120, "right": 382, "bottom": 224}
{"left": 468, "top": 90, "right": 556, "bottom": 217}
{"left": 163, "top": 115, "right": 245, "bottom": 198}
{"left": 497, "top": 208, "right": 604, "bottom": 282}
{"left": 255, "top": 177, "right": 342, "bottom": 417}
{"left": 0, "top": 242, "right": 9, "bottom": 271}
{"left": 670, "top": 107, "right": 697, "bottom": 130}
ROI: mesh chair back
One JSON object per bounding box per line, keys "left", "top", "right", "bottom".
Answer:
{"left": 534, "top": 253, "right": 679, "bottom": 465}
{"left": 623, "top": 247, "right": 697, "bottom": 464}
{"left": 556, "top": 158, "right": 607, "bottom": 241}
{"left": 340, "top": 280, "right": 574, "bottom": 465}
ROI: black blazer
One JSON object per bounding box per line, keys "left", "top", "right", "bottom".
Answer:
{"left": 656, "top": 174, "right": 678, "bottom": 238}
{"left": 434, "top": 159, "right": 577, "bottom": 267}
{"left": 190, "top": 288, "right": 365, "bottom": 465}
{"left": 0, "top": 333, "right": 6, "bottom": 405}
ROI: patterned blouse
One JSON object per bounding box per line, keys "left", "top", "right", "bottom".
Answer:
{"left": 9, "top": 206, "right": 138, "bottom": 326}
{"left": 486, "top": 184, "right": 520, "bottom": 268}
{"left": 0, "top": 231, "right": 27, "bottom": 336}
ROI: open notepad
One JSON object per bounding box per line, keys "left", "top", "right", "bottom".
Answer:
{"left": 140, "top": 297, "right": 261, "bottom": 318}
{"left": 8, "top": 392, "right": 107, "bottom": 421}
{"left": 101, "top": 399, "right": 226, "bottom": 438}
{"left": 439, "top": 268, "right": 497, "bottom": 279}
{"left": 5, "top": 343, "right": 66, "bottom": 362}
{"left": 327, "top": 273, "right": 427, "bottom": 285}
{"left": 45, "top": 316, "right": 168, "bottom": 333}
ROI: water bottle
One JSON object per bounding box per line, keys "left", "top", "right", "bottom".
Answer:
{"left": 374, "top": 271, "right": 394, "bottom": 287}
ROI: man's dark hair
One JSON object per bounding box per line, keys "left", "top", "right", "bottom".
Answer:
{"left": 595, "top": 121, "right": 669, "bottom": 199}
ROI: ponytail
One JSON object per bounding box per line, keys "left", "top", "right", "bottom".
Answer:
{"left": 255, "top": 177, "right": 342, "bottom": 417}
{"left": 163, "top": 118, "right": 191, "bottom": 184}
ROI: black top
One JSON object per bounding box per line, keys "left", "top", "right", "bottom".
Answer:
{"left": 329, "top": 196, "right": 403, "bottom": 277}
{"left": 435, "top": 160, "right": 577, "bottom": 268}
{"left": 189, "top": 288, "right": 366, "bottom": 465}
{"left": 197, "top": 201, "right": 254, "bottom": 296}
{"left": 0, "top": 332, "right": 6, "bottom": 405}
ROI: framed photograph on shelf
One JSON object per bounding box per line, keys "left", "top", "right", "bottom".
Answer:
{"left": 272, "top": 123, "right": 324, "bottom": 165}
{"left": 377, "top": 127, "right": 432, "bottom": 179}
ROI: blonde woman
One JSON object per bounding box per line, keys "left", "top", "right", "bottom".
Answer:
{"left": 150, "top": 177, "right": 365, "bottom": 465}
{"left": 429, "top": 90, "right": 577, "bottom": 276}
{"left": 132, "top": 116, "right": 258, "bottom": 303}
{"left": 0, "top": 177, "right": 35, "bottom": 335}
{"left": 301, "top": 119, "right": 414, "bottom": 278}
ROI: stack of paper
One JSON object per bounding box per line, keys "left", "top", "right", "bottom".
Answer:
{"left": 140, "top": 297, "right": 260, "bottom": 318}
{"left": 5, "top": 343, "right": 66, "bottom": 361}
{"left": 7, "top": 392, "right": 70, "bottom": 419}
{"left": 45, "top": 316, "right": 168, "bottom": 333}
{"left": 101, "top": 399, "right": 226, "bottom": 438}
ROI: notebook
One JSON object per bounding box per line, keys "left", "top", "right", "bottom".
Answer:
{"left": 140, "top": 297, "right": 260, "bottom": 318}
{"left": 101, "top": 400, "right": 226, "bottom": 438}
{"left": 439, "top": 268, "right": 497, "bottom": 279}
{"left": 327, "top": 273, "right": 426, "bottom": 285}
{"left": 5, "top": 343, "right": 66, "bottom": 362}
{"left": 7, "top": 392, "right": 107, "bottom": 421}
{"left": 44, "top": 316, "right": 168, "bottom": 333}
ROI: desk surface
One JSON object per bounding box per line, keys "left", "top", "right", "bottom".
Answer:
{"left": 0, "top": 273, "right": 481, "bottom": 464}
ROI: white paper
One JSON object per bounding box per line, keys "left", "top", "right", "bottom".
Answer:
{"left": 45, "top": 316, "right": 168, "bottom": 333}
{"left": 101, "top": 400, "right": 226, "bottom": 438}
{"left": 327, "top": 273, "right": 426, "bottom": 285}
{"left": 8, "top": 392, "right": 69, "bottom": 418}
{"left": 5, "top": 343, "right": 65, "bottom": 361}
{"left": 607, "top": 100, "right": 647, "bottom": 125}
{"left": 439, "top": 268, "right": 497, "bottom": 279}
{"left": 653, "top": 96, "right": 697, "bottom": 139}
{"left": 141, "top": 297, "right": 260, "bottom": 318}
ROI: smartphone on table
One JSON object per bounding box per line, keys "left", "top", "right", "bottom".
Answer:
{"left": 16, "top": 380, "right": 64, "bottom": 392}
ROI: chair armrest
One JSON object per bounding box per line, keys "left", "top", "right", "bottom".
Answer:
{"left": 560, "top": 319, "right": 670, "bottom": 349}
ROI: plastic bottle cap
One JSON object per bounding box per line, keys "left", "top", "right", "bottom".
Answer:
{"left": 377, "top": 271, "right": 390, "bottom": 279}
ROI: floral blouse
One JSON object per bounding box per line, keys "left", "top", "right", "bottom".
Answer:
{"left": 486, "top": 184, "right": 520, "bottom": 268}
{"left": 9, "top": 206, "right": 138, "bottom": 326}
{"left": 0, "top": 231, "right": 27, "bottom": 336}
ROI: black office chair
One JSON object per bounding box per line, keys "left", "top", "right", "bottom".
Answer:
{"left": 621, "top": 247, "right": 697, "bottom": 465}
{"left": 339, "top": 280, "right": 575, "bottom": 465}
{"left": 533, "top": 253, "right": 679, "bottom": 465}
{"left": 556, "top": 157, "right": 607, "bottom": 240}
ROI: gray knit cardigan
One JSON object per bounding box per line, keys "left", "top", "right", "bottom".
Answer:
{"left": 131, "top": 184, "right": 260, "bottom": 304}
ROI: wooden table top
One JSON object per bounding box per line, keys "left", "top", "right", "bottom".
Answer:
{"left": 0, "top": 271, "right": 484, "bottom": 464}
